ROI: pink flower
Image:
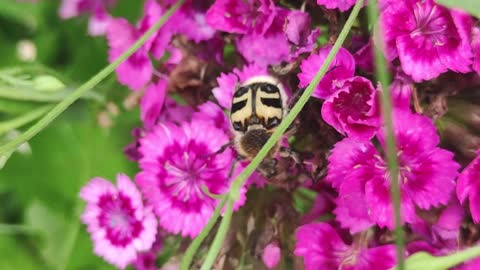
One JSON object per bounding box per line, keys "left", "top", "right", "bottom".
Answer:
{"left": 80, "top": 174, "right": 157, "bottom": 269}
{"left": 262, "top": 243, "right": 281, "bottom": 269}
{"left": 236, "top": 30, "right": 291, "bottom": 67}
{"left": 140, "top": 81, "right": 167, "bottom": 130}
{"left": 295, "top": 222, "right": 397, "bottom": 270}
{"left": 176, "top": 3, "right": 216, "bottom": 43}
{"left": 316, "top": 0, "right": 356, "bottom": 11}
{"left": 298, "top": 46, "right": 355, "bottom": 99}
{"left": 206, "top": 0, "right": 277, "bottom": 35}
{"left": 59, "top": 0, "right": 115, "bottom": 36}
{"left": 193, "top": 101, "right": 231, "bottom": 133}
{"left": 284, "top": 11, "right": 311, "bottom": 46}
{"left": 158, "top": 97, "right": 195, "bottom": 124}
{"left": 136, "top": 119, "right": 235, "bottom": 237}
{"left": 212, "top": 64, "right": 268, "bottom": 109}
{"left": 457, "top": 150, "right": 480, "bottom": 223}
{"left": 380, "top": 0, "right": 473, "bottom": 82}
{"left": 321, "top": 76, "right": 380, "bottom": 140}
{"left": 472, "top": 27, "right": 480, "bottom": 75}
{"left": 328, "top": 111, "right": 460, "bottom": 231}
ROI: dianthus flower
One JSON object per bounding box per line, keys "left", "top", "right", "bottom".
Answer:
{"left": 380, "top": 0, "right": 473, "bottom": 82}
{"left": 390, "top": 69, "right": 413, "bottom": 110}
{"left": 212, "top": 64, "right": 268, "bottom": 109}
{"left": 321, "top": 76, "right": 380, "bottom": 140}
{"left": 136, "top": 118, "right": 235, "bottom": 237}
{"left": 205, "top": 0, "right": 276, "bottom": 35}
{"left": 316, "top": 0, "right": 356, "bottom": 11}
{"left": 295, "top": 222, "right": 397, "bottom": 270}
{"left": 457, "top": 150, "right": 480, "bottom": 223}
{"left": 298, "top": 46, "right": 355, "bottom": 99}
{"left": 59, "top": 0, "right": 115, "bottom": 35}
{"left": 327, "top": 110, "right": 460, "bottom": 231}
{"left": 80, "top": 174, "right": 157, "bottom": 269}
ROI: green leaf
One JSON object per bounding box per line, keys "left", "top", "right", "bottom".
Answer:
{"left": 435, "top": 0, "right": 480, "bottom": 18}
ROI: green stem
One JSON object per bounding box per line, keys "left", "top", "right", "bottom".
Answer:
{"left": 0, "top": 0, "right": 186, "bottom": 155}
{"left": 180, "top": 197, "right": 227, "bottom": 270}
{"left": 200, "top": 200, "right": 234, "bottom": 270}
{"left": 366, "top": 1, "right": 404, "bottom": 269}
{"left": 436, "top": 246, "right": 480, "bottom": 268}
{"left": 194, "top": 1, "right": 365, "bottom": 269}
{"left": 0, "top": 105, "right": 52, "bottom": 135}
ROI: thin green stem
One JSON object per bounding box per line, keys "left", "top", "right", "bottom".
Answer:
{"left": 192, "top": 1, "right": 365, "bottom": 269}
{"left": 180, "top": 197, "right": 227, "bottom": 270}
{"left": 200, "top": 200, "right": 234, "bottom": 270}
{"left": 366, "top": 1, "right": 404, "bottom": 269}
{"left": 0, "top": 105, "right": 53, "bottom": 135}
{"left": 0, "top": 0, "right": 186, "bottom": 155}
{"left": 436, "top": 246, "right": 480, "bottom": 268}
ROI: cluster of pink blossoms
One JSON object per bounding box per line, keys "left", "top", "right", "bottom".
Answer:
{"left": 60, "top": 0, "right": 480, "bottom": 268}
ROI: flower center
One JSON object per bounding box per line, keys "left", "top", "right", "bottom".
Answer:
{"left": 333, "top": 81, "right": 372, "bottom": 121}
{"left": 410, "top": 2, "right": 448, "bottom": 46}
{"left": 97, "top": 193, "right": 143, "bottom": 247}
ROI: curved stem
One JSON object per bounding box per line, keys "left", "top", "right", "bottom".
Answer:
{"left": 180, "top": 197, "right": 227, "bottom": 270}
{"left": 0, "top": 0, "right": 186, "bottom": 155}
{"left": 366, "top": 1, "right": 404, "bottom": 269}
{"left": 200, "top": 200, "right": 234, "bottom": 270}
{"left": 191, "top": 1, "right": 365, "bottom": 269}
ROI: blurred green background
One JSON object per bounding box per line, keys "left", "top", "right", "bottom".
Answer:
{"left": 0, "top": 1, "right": 148, "bottom": 269}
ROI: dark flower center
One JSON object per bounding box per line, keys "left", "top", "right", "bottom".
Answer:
{"left": 333, "top": 81, "right": 372, "bottom": 121}
{"left": 411, "top": 2, "right": 449, "bottom": 46}
{"left": 97, "top": 193, "right": 143, "bottom": 247}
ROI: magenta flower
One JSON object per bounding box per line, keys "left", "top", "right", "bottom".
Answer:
{"left": 472, "top": 27, "right": 480, "bottom": 75}
{"left": 380, "top": 0, "right": 473, "bottom": 82}
{"left": 236, "top": 30, "right": 291, "bottom": 67}
{"left": 212, "top": 64, "right": 268, "bottom": 109}
{"left": 295, "top": 222, "right": 397, "bottom": 270}
{"left": 321, "top": 76, "right": 380, "bottom": 140}
{"left": 298, "top": 46, "right": 355, "bottom": 99}
{"left": 59, "top": 0, "right": 115, "bottom": 36}
{"left": 205, "top": 0, "right": 276, "bottom": 35}
{"left": 193, "top": 101, "right": 230, "bottom": 133}
{"left": 457, "top": 150, "right": 480, "bottom": 223}
{"left": 136, "top": 119, "right": 235, "bottom": 237}
{"left": 140, "top": 81, "right": 167, "bottom": 130}
{"left": 80, "top": 174, "right": 157, "bottom": 269}
{"left": 284, "top": 11, "right": 311, "bottom": 46}
{"left": 262, "top": 243, "right": 281, "bottom": 269}
{"left": 175, "top": 3, "right": 216, "bottom": 43}
{"left": 158, "top": 97, "right": 194, "bottom": 124}
{"left": 316, "top": 0, "right": 356, "bottom": 11}
{"left": 328, "top": 110, "right": 460, "bottom": 231}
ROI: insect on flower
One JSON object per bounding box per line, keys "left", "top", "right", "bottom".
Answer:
{"left": 229, "top": 75, "right": 296, "bottom": 178}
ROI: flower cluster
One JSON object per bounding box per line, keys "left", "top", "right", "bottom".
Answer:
{"left": 67, "top": 0, "right": 480, "bottom": 269}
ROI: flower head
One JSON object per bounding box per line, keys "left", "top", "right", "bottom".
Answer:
{"left": 206, "top": 0, "right": 276, "bottom": 35}
{"left": 328, "top": 111, "right": 460, "bottom": 231}
{"left": 457, "top": 150, "right": 480, "bottom": 223}
{"left": 80, "top": 174, "right": 157, "bottom": 269}
{"left": 390, "top": 69, "right": 413, "bottom": 110}
{"left": 295, "top": 222, "right": 397, "bottom": 270}
{"left": 380, "top": 0, "right": 473, "bottom": 81}
{"left": 136, "top": 118, "right": 235, "bottom": 237}
{"left": 472, "top": 27, "right": 480, "bottom": 75}
{"left": 321, "top": 76, "right": 380, "bottom": 140}
{"left": 298, "top": 46, "right": 355, "bottom": 99}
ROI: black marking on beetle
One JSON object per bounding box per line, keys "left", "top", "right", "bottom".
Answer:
{"left": 231, "top": 99, "right": 248, "bottom": 114}
{"left": 232, "top": 121, "right": 244, "bottom": 132}
{"left": 260, "top": 98, "right": 282, "bottom": 108}
{"left": 233, "top": 86, "right": 250, "bottom": 97}
{"left": 266, "top": 117, "right": 281, "bottom": 129}
{"left": 258, "top": 83, "right": 279, "bottom": 94}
